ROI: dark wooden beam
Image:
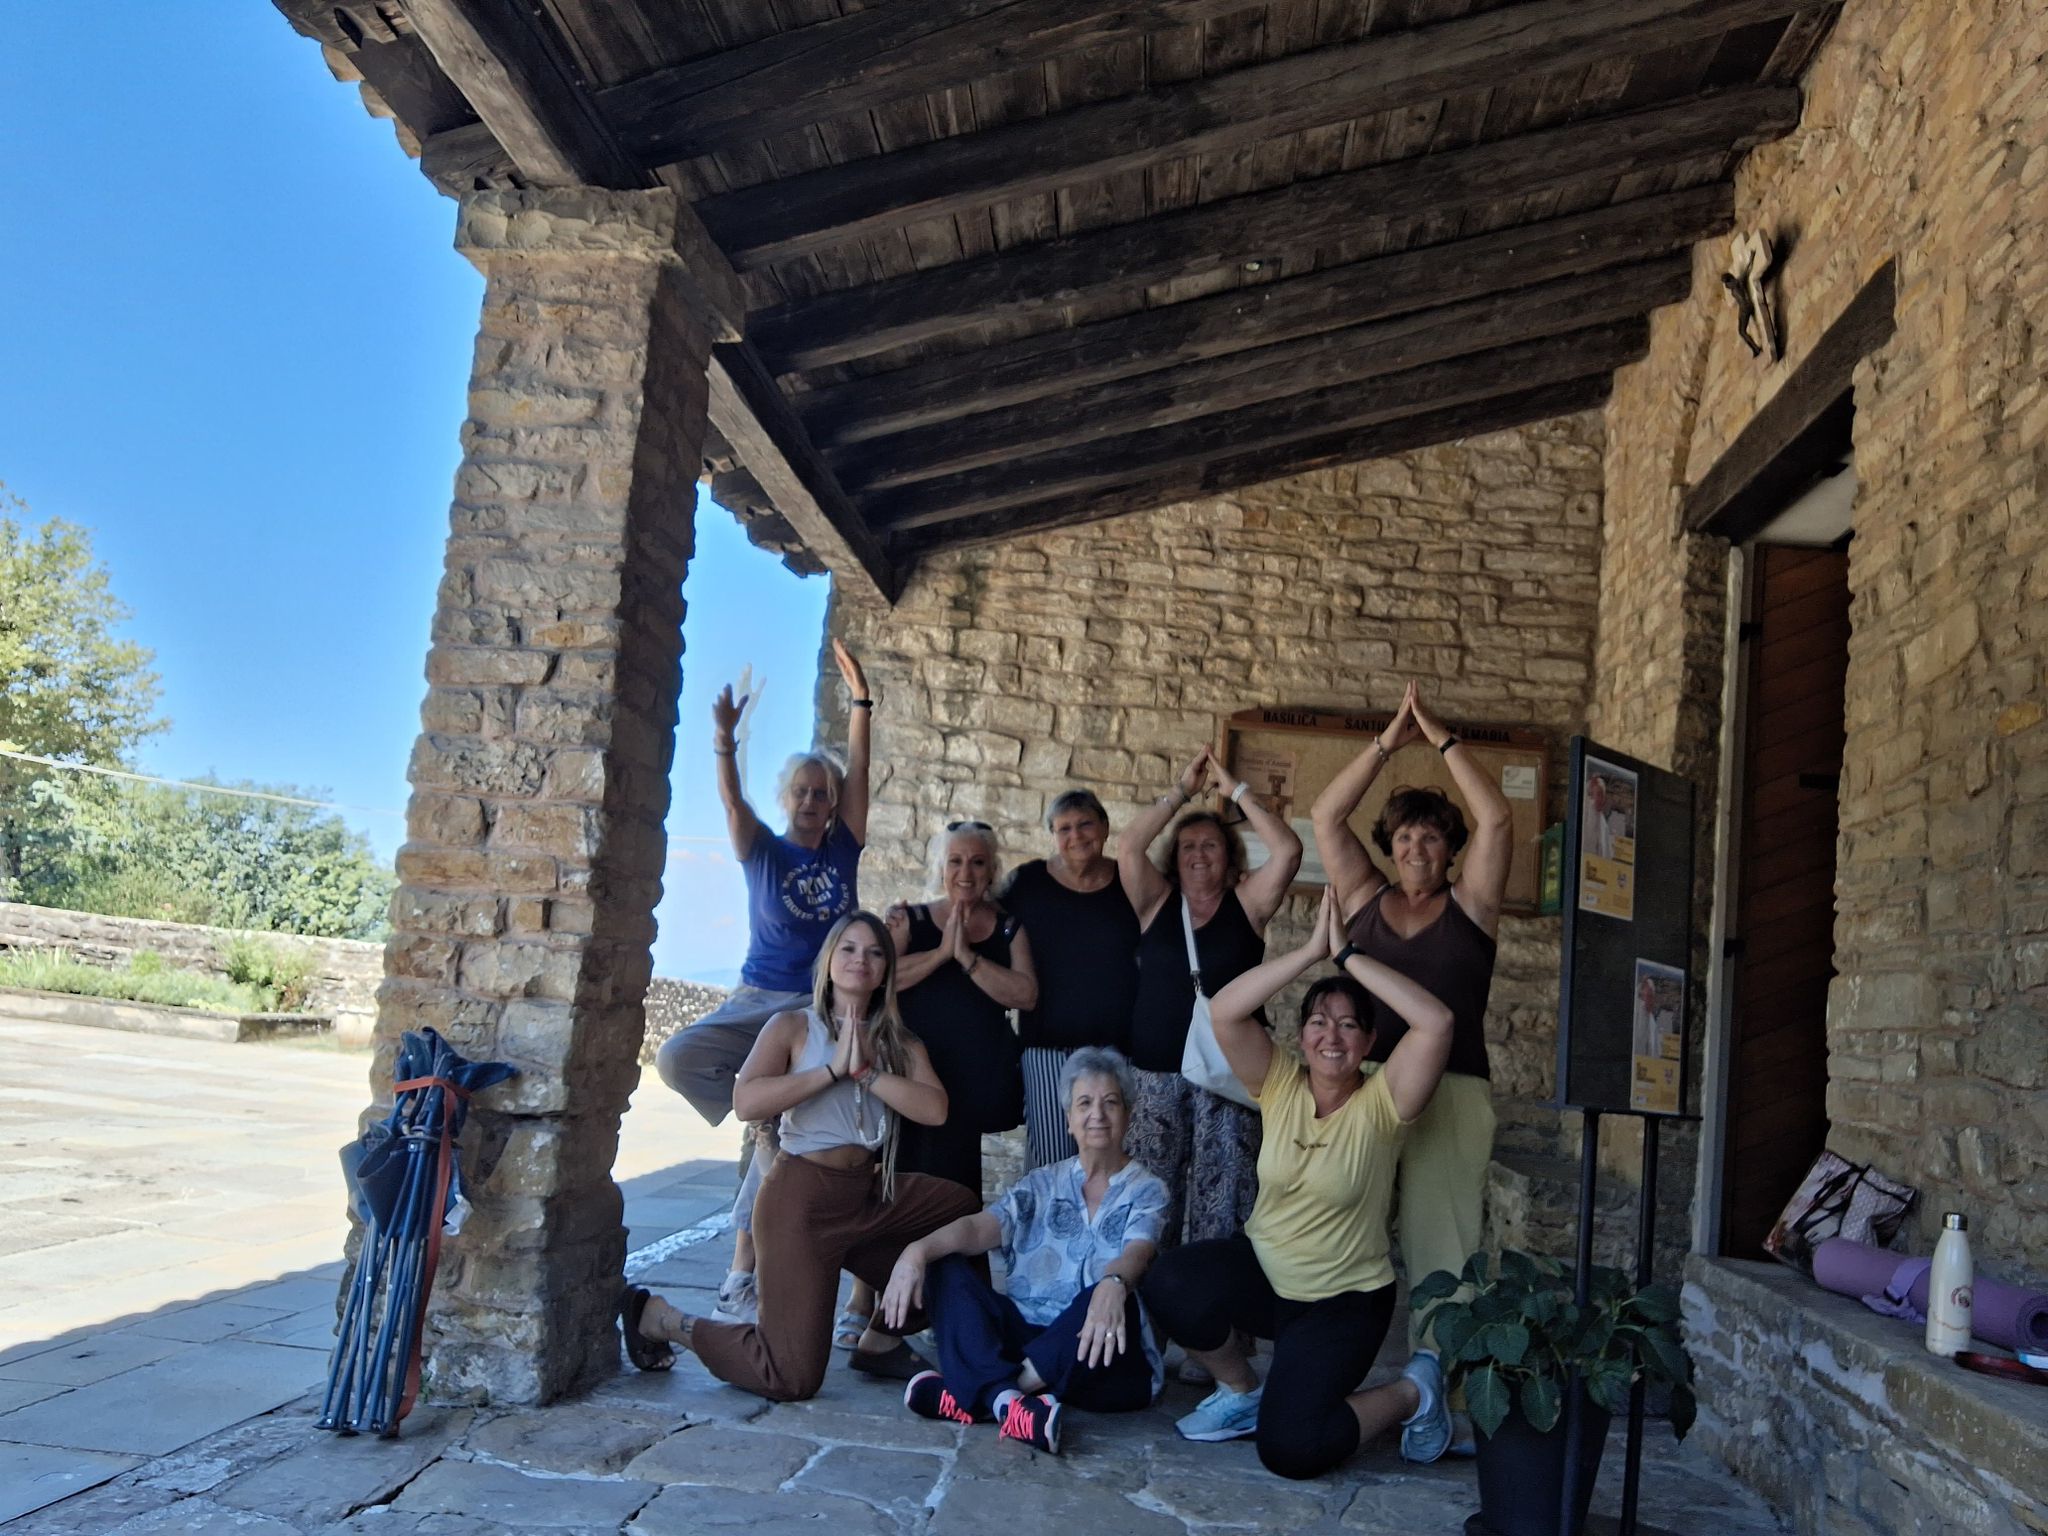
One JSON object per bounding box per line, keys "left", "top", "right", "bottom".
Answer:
{"left": 839, "top": 258, "right": 1692, "bottom": 493}
{"left": 752, "top": 87, "right": 1798, "bottom": 371}
{"left": 604, "top": 0, "right": 1254, "bottom": 167}
{"left": 707, "top": 343, "right": 902, "bottom": 602}
{"left": 801, "top": 185, "right": 1732, "bottom": 448}
{"left": 1682, "top": 259, "right": 1894, "bottom": 541}
{"left": 402, "top": 0, "right": 645, "bottom": 187}
{"left": 872, "top": 320, "right": 1648, "bottom": 530}
{"left": 698, "top": 0, "right": 1808, "bottom": 269}
{"left": 894, "top": 376, "right": 1616, "bottom": 556}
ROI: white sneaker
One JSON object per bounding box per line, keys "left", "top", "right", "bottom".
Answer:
{"left": 1175, "top": 1383, "right": 1262, "bottom": 1442}
{"left": 713, "top": 1269, "right": 759, "bottom": 1324}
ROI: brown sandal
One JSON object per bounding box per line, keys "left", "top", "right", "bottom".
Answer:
{"left": 848, "top": 1339, "right": 932, "bottom": 1382}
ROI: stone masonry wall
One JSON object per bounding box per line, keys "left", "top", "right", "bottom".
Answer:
{"left": 0, "top": 901, "right": 381, "bottom": 1021}
{"left": 1594, "top": 0, "right": 2048, "bottom": 1290}
{"left": 826, "top": 413, "right": 1607, "bottom": 1153}
{"left": 373, "top": 188, "right": 710, "bottom": 1405}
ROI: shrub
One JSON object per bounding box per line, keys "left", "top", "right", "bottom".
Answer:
{"left": 220, "top": 935, "right": 317, "bottom": 1012}
{"left": 0, "top": 948, "right": 270, "bottom": 1014}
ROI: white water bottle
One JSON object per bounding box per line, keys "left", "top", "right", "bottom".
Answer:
{"left": 1925, "top": 1212, "right": 1973, "bottom": 1357}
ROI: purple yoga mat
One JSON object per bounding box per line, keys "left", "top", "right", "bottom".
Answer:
{"left": 1812, "top": 1237, "right": 2048, "bottom": 1354}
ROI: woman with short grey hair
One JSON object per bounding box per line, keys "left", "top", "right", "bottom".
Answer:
{"left": 1001, "top": 789, "right": 1140, "bottom": 1169}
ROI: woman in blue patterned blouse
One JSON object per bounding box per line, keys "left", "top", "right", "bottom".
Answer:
{"left": 878, "top": 1047, "right": 1166, "bottom": 1456}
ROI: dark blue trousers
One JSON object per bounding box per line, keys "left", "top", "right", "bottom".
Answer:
{"left": 927, "top": 1255, "right": 1154, "bottom": 1417}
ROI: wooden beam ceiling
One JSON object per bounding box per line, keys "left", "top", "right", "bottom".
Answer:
{"left": 872, "top": 319, "right": 1650, "bottom": 530}
{"left": 693, "top": 0, "right": 1809, "bottom": 269}
{"left": 750, "top": 86, "right": 1799, "bottom": 371}
{"left": 836, "top": 259, "right": 1691, "bottom": 495}
{"left": 892, "top": 376, "right": 1618, "bottom": 556}
{"left": 799, "top": 184, "right": 1734, "bottom": 449}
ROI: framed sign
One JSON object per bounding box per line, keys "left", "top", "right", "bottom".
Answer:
{"left": 1556, "top": 736, "right": 1696, "bottom": 1117}
{"left": 1216, "top": 706, "right": 1552, "bottom": 915}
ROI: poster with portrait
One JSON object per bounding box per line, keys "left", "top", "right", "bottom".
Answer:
{"left": 1629, "top": 959, "right": 1685, "bottom": 1113}
{"left": 1577, "top": 756, "right": 1639, "bottom": 920}
{"left": 1230, "top": 744, "right": 1298, "bottom": 827}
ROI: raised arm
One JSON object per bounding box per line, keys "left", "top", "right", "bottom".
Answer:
{"left": 958, "top": 917, "right": 1038, "bottom": 1011}
{"left": 712, "top": 684, "right": 764, "bottom": 860}
{"left": 729, "top": 1011, "right": 829, "bottom": 1122}
{"left": 1410, "top": 687, "right": 1513, "bottom": 940}
{"left": 1311, "top": 690, "right": 1416, "bottom": 922}
{"left": 885, "top": 904, "right": 952, "bottom": 990}
{"left": 1210, "top": 756, "right": 1302, "bottom": 930}
{"left": 1119, "top": 751, "right": 1211, "bottom": 925}
{"left": 1205, "top": 891, "right": 1338, "bottom": 1097}
{"left": 832, "top": 638, "right": 871, "bottom": 846}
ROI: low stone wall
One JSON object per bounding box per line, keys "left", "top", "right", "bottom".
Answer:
{"left": 638, "top": 978, "right": 730, "bottom": 1064}
{"left": 1683, "top": 1256, "right": 2048, "bottom": 1536}
{"left": 0, "top": 902, "right": 382, "bottom": 1023}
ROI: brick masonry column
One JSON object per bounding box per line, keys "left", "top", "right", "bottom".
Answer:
{"left": 374, "top": 187, "right": 708, "bottom": 1405}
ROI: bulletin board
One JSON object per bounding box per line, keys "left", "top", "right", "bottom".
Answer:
{"left": 1216, "top": 706, "right": 1552, "bottom": 915}
{"left": 1556, "top": 736, "right": 1697, "bottom": 1118}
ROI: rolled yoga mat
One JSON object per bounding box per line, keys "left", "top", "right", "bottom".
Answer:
{"left": 1812, "top": 1237, "right": 2048, "bottom": 1355}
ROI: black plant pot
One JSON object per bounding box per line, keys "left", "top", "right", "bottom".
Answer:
{"left": 1468, "top": 1395, "right": 1612, "bottom": 1536}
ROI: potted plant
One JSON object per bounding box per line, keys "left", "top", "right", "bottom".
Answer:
{"left": 1410, "top": 1251, "right": 1696, "bottom": 1536}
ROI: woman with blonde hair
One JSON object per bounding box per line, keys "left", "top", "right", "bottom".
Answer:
{"left": 621, "top": 911, "right": 980, "bottom": 1401}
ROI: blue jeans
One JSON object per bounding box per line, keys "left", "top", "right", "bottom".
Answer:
{"left": 926, "top": 1255, "right": 1154, "bottom": 1416}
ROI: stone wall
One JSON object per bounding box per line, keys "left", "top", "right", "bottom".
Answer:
{"left": 1594, "top": 0, "right": 2048, "bottom": 1283}
{"left": 0, "top": 901, "right": 381, "bottom": 1021}
{"left": 826, "top": 412, "right": 1607, "bottom": 1132}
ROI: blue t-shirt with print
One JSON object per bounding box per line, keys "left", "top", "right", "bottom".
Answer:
{"left": 740, "top": 819, "right": 862, "bottom": 992}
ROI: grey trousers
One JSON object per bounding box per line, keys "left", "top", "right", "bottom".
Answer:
{"left": 654, "top": 984, "right": 810, "bottom": 1126}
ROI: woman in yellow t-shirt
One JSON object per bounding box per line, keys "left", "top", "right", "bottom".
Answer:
{"left": 1140, "top": 889, "right": 1456, "bottom": 1479}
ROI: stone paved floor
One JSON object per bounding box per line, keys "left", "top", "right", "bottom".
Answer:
{"left": 0, "top": 1015, "right": 1791, "bottom": 1534}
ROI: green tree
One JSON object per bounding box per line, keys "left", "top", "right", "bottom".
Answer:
{"left": 0, "top": 487, "right": 166, "bottom": 887}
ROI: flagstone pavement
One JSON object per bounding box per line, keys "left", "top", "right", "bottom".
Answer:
{"left": 0, "top": 1015, "right": 1790, "bottom": 1534}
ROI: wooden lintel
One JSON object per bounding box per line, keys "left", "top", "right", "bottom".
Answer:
{"left": 802, "top": 185, "right": 1732, "bottom": 448}
{"left": 402, "top": 0, "right": 645, "bottom": 188}
{"left": 839, "top": 258, "right": 1692, "bottom": 493}
{"left": 895, "top": 376, "right": 1616, "bottom": 556}
{"left": 699, "top": 0, "right": 1808, "bottom": 269}
{"left": 1681, "top": 259, "right": 1895, "bottom": 540}
{"left": 603, "top": 0, "right": 1252, "bottom": 167}
{"left": 871, "top": 320, "right": 1648, "bottom": 531}
{"left": 708, "top": 343, "right": 900, "bottom": 605}
{"left": 752, "top": 87, "right": 1799, "bottom": 371}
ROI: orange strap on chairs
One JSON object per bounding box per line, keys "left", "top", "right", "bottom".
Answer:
{"left": 390, "top": 1075, "right": 473, "bottom": 1428}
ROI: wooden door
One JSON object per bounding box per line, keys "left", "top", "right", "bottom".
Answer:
{"left": 1720, "top": 544, "right": 1849, "bottom": 1257}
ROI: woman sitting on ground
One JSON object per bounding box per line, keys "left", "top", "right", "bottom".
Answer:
{"left": 1141, "top": 890, "right": 1456, "bottom": 1480}
{"left": 621, "top": 911, "right": 980, "bottom": 1402}
{"left": 879, "top": 1047, "right": 1167, "bottom": 1455}
{"left": 885, "top": 820, "right": 1036, "bottom": 1197}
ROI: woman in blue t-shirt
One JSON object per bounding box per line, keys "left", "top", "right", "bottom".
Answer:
{"left": 655, "top": 637, "right": 872, "bottom": 1322}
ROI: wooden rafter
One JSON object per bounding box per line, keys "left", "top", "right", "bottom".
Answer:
{"left": 752, "top": 87, "right": 1799, "bottom": 371}
{"left": 893, "top": 377, "right": 1618, "bottom": 556}
{"left": 694, "top": 0, "right": 1809, "bottom": 268}
{"left": 801, "top": 185, "right": 1732, "bottom": 449}
{"left": 871, "top": 320, "right": 1650, "bottom": 530}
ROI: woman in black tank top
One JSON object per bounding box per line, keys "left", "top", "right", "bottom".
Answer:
{"left": 1119, "top": 749, "right": 1302, "bottom": 1252}
{"left": 1308, "top": 681, "right": 1514, "bottom": 1399}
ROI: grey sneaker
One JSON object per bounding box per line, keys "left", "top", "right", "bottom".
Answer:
{"left": 1175, "top": 1382, "right": 1262, "bottom": 1442}
{"left": 713, "top": 1269, "right": 759, "bottom": 1324}
{"left": 1399, "top": 1350, "right": 1452, "bottom": 1463}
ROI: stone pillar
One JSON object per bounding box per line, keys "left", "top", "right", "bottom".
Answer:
{"left": 374, "top": 188, "right": 709, "bottom": 1404}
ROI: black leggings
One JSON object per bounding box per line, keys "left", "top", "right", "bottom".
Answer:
{"left": 1142, "top": 1234, "right": 1397, "bottom": 1481}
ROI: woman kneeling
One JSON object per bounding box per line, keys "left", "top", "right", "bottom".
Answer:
{"left": 1142, "top": 891, "right": 1456, "bottom": 1480}
{"left": 621, "top": 911, "right": 979, "bottom": 1401}
{"left": 878, "top": 1047, "right": 1167, "bottom": 1455}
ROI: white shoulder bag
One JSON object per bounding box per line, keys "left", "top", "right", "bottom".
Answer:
{"left": 1177, "top": 896, "right": 1257, "bottom": 1110}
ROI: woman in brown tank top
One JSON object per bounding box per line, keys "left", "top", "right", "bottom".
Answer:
{"left": 1308, "top": 681, "right": 1513, "bottom": 1453}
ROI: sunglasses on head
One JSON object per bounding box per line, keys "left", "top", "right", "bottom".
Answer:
{"left": 946, "top": 819, "right": 993, "bottom": 832}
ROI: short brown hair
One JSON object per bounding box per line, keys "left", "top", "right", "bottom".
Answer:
{"left": 1156, "top": 809, "right": 1246, "bottom": 887}
{"left": 1370, "top": 786, "right": 1470, "bottom": 857}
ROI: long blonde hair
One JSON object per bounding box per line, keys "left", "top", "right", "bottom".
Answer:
{"left": 810, "top": 910, "right": 917, "bottom": 1200}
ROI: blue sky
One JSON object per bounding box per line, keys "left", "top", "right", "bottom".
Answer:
{"left": 0, "top": 5, "right": 827, "bottom": 983}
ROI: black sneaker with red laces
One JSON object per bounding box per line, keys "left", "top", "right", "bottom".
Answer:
{"left": 998, "top": 1391, "right": 1062, "bottom": 1454}
{"left": 904, "top": 1370, "right": 976, "bottom": 1425}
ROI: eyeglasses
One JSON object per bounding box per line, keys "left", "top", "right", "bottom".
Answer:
{"left": 946, "top": 819, "right": 993, "bottom": 832}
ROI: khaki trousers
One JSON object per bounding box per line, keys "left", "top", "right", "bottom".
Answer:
{"left": 691, "top": 1153, "right": 980, "bottom": 1402}
{"left": 1395, "top": 1070, "right": 1497, "bottom": 1348}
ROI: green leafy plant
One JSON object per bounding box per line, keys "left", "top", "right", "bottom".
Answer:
{"left": 220, "top": 935, "right": 317, "bottom": 1013}
{"left": 0, "top": 947, "right": 272, "bottom": 1015}
{"left": 1410, "top": 1250, "right": 1696, "bottom": 1442}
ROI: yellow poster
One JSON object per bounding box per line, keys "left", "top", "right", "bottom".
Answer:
{"left": 1629, "top": 958, "right": 1685, "bottom": 1114}
{"left": 1577, "top": 756, "right": 1638, "bottom": 920}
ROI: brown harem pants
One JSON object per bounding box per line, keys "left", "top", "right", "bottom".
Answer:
{"left": 691, "top": 1153, "right": 981, "bottom": 1402}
